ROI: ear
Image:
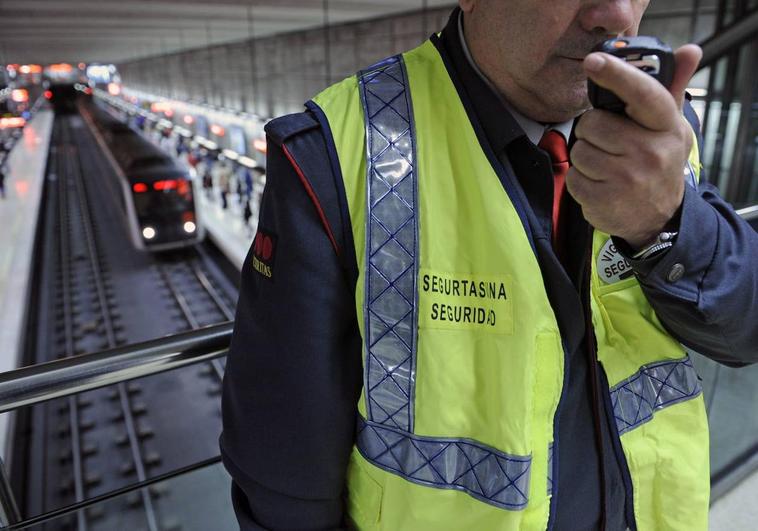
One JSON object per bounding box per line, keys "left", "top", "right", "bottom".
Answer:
{"left": 459, "top": 0, "right": 477, "bottom": 14}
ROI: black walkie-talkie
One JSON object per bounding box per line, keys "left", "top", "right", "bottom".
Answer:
{"left": 587, "top": 36, "right": 675, "bottom": 115}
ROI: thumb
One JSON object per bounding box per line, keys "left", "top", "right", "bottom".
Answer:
{"left": 670, "top": 44, "right": 702, "bottom": 109}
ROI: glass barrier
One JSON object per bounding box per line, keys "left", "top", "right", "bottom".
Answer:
{"left": 692, "top": 354, "right": 758, "bottom": 478}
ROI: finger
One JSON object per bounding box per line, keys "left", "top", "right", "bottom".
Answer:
{"left": 570, "top": 139, "right": 625, "bottom": 182}
{"left": 574, "top": 109, "right": 636, "bottom": 156}
{"left": 565, "top": 166, "right": 606, "bottom": 206}
{"left": 670, "top": 44, "right": 702, "bottom": 109}
{"left": 584, "top": 52, "right": 678, "bottom": 132}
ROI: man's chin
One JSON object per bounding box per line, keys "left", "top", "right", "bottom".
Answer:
{"left": 538, "top": 92, "right": 591, "bottom": 123}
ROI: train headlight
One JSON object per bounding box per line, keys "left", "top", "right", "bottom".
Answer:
{"left": 183, "top": 221, "right": 196, "bottom": 234}
{"left": 142, "top": 226, "right": 156, "bottom": 240}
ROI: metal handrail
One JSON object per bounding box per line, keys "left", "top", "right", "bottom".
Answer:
{"left": 737, "top": 204, "right": 758, "bottom": 222}
{"left": 0, "top": 321, "right": 232, "bottom": 415}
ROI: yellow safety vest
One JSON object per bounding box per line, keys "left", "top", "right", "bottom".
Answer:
{"left": 311, "top": 38, "right": 709, "bottom": 531}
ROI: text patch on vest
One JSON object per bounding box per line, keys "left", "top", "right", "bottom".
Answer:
{"left": 597, "top": 238, "right": 634, "bottom": 285}
{"left": 418, "top": 269, "right": 514, "bottom": 335}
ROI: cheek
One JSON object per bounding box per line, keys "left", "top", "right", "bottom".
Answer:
{"left": 502, "top": 40, "right": 554, "bottom": 84}
{"left": 490, "top": 7, "right": 554, "bottom": 74}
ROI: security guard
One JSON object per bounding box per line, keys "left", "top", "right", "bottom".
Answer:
{"left": 221, "top": 2, "right": 758, "bottom": 530}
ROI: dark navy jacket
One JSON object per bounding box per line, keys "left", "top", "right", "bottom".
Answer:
{"left": 221, "top": 10, "right": 758, "bottom": 531}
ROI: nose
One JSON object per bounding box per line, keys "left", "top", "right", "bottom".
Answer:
{"left": 578, "top": 0, "right": 641, "bottom": 36}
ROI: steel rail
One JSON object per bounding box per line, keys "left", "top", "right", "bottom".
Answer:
{"left": 70, "top": 125, "right": 159, "bottom": 531}
{"left": 191, "top": 257, "right": 236, "bottom": 321}
{"left": 156, "top": 262, "right": 226, "bottom": 381}
{"left": 4, "top": 456, "right": 222, "bottom": 531}
{"left": 59, "top": 125, "right": 87, "bottom": 531}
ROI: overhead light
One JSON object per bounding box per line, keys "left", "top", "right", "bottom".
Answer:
{"left": 195, "top": 136, "right": 218, "bottom": 150}
{"left": 48, "top": 63, "right": 72, "bottom": 73}
{"left": 183, "top": 221, "right": 196, "bottom": 233}
{"left": 11, "top": 89, "right": 29, "bottom": 103}
{"left": 253, "top": 138, "right": 267, "bottom": 154}
{"left": 0, "top": 117, "right": 26, "bottom": 129}
{"left": 222, "top": 149, "right": 239, "bottom": 161}
{"left": 238, "top": 156, "right": 258, "bottom": 168}
{"left": 142, "top": 227, "right": 156, "bottom": 240}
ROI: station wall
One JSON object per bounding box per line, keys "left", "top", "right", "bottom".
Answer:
{"left": 117, "top": 6, "right": 452, "bottom": 119}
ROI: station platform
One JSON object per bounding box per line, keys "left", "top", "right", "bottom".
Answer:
{"left": 0, "top": 109, "right": 54, "bottom": 451}
{"left": 196, "top": 190, "right": 255, "bottom": 271}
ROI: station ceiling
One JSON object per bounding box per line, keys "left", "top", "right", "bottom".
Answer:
{"left": 0, "top": 0, "right": 453, "bottom": 65}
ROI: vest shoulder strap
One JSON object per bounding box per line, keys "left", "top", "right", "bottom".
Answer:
{"left": 266, "top": 109, "right": 359, "bottom": 288}
{"left": 264, "top": 111, "right": 320, "bottom": 145}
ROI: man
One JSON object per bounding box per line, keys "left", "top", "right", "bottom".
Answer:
{"left": 221, "top": 1, "right": 758, "bottom": 529}
{"left": 0, "top": 163, "right": 6, "bottom": 199}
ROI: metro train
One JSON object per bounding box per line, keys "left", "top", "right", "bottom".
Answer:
{"left": 118, "top": 88, "right": 268, "bottom": 169}
{"left": 86, "top": 100, "right": 204, "bottom": 251}
{"left": 43, "top": 63, "right": 89, "bottom": 113}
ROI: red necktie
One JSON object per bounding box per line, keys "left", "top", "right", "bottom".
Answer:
{"left": 538, "top": 130, "right": 569, "bottom": 255}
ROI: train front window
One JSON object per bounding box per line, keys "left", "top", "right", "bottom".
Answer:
{"left": 133, "top": 177, "right": 194, "bottom": 223}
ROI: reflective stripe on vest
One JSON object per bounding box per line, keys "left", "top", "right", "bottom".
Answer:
{"left": 610, "top": 356, "right": 701, "bottom": 436}
{"left": 356, "top": 54, "right": 532, "bottom": 511}
{"left": 357, "top": 417, "right": 531, "bottom": 509}
{"left": 359, "top": 56, "right": 418, "bottom": 432}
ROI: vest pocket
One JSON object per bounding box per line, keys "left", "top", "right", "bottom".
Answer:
{"left": 346, "top": 452, "right": 383, "bottom": 528}
{"left": 593, "top": 275, "right": 638, "bottom": 296}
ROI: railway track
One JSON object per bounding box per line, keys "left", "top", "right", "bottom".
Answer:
{"left": 21, "top": 111, "right": 240, "bottom": 530}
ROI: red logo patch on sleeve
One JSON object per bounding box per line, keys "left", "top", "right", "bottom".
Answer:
{"left": 251, "top": 229, "right": 277, "bottom": 279}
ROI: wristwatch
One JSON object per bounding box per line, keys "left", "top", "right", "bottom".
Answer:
{"left": 632, "top": 231, "right": 678, "bottom": 260}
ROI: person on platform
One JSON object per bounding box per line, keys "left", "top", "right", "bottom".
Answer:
{"left": 242, "top": 197, "right": 254, "bottom": 237}
{"left": 0, "top": 164, "right": 6, "bottom": 199}
{"left": 217, "top": 160, "right": 232, "bottom": 210}
{"left": 221, "top": 1, "right": 758, "bottom": 529}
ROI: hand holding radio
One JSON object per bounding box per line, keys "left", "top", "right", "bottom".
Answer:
{"left": 565, "top": 39, "right": 702, "bottom": 249}
{"left": 588, "top": 37, "right": 675, "bottom": 115}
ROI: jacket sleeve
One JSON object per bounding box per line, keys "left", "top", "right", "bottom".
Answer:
{"left": 625, "top": 105, "right": 758, "bottom": 365}
{"left": 220, "top": 121, "right": 362, "bottom": 530}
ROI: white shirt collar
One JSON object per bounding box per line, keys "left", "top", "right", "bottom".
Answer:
{"left": 457, "top": 11, "right": 573, "bottom": 145}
